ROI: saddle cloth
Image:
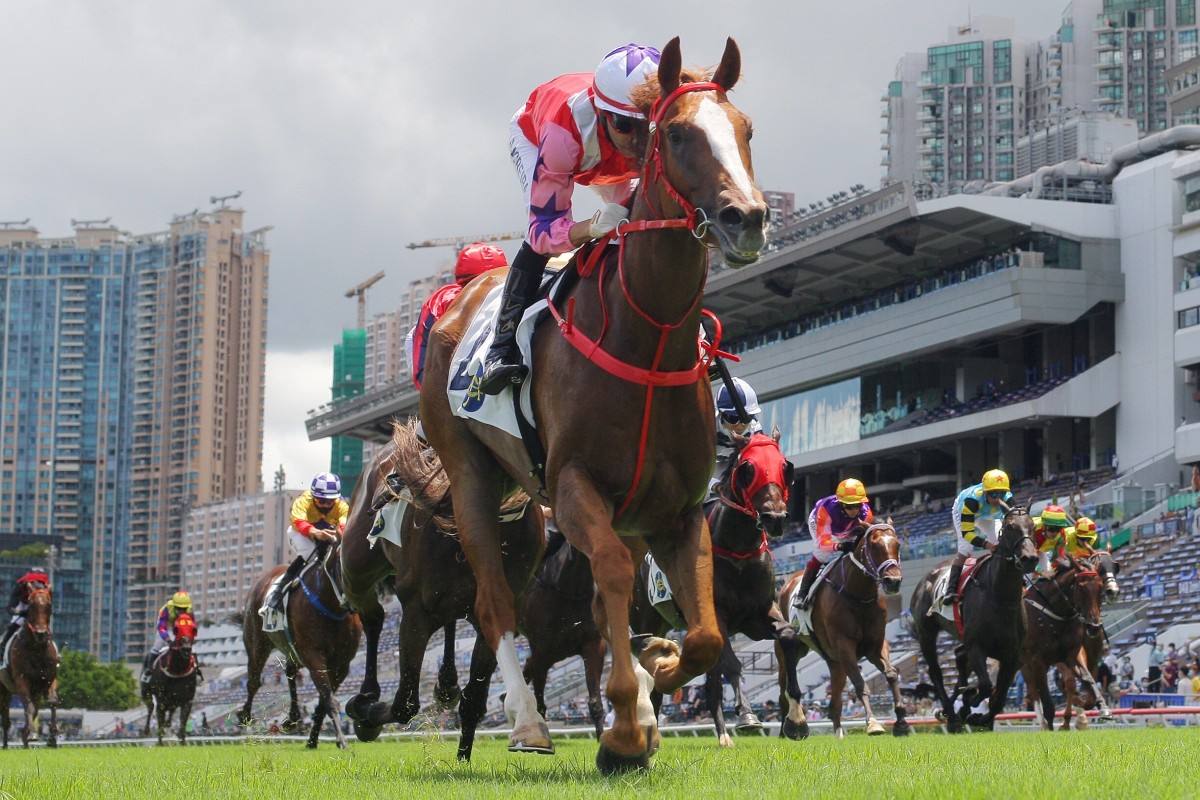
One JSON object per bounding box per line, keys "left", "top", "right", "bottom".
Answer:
{"left": 258, "top": 574, "right": 290, "bottom": 634}
{"left": 781, "top": 555, "right": 848, "bottom": 637}
{"left": 0, "top": 633, "right": 14, "bottom": 672}
{"left": 446, "top": 280, "right": 557, "bottom": 437}
{"left": 368, "top": 491, "right": 410, "bottom": 550}
{"left": 927, "top": 557, "right": 983, "bottom": 622}
{"left": 643, "top": 553, "right": 686, "bottom": 631}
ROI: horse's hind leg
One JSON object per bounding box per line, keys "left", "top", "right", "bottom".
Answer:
{"left": 583, "top": 637, "right": 607, "bottom": 739}
{"left": 284, "top": 659, "right": 302, "bottom": 732}
{"left": 435, "top": 623, "right": 461, "bottom": 709}
{"left": 721, "top": 640, "right": 761, "bottom": 734}
{"left": 917, "top": 624, "right": 956, "bottom": 732}
{"left": 705, "top": 665, "right": 733, "bottom": 748}
{"left": 239, "top": 632, "right": 269, "bottom": 726}
{"left": 0, "top": 688, "right": 9, "bottom": 749}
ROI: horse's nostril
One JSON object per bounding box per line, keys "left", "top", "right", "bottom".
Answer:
{"left": 717, "top": 207, "right": 744, "bottom": 229}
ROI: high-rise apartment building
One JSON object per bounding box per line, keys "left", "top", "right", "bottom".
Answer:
{"left": 883, "top": 2, "right": 1200, "bottom": 189}
{"left": 0, "top": 207, "right": 269, "bottom": 660}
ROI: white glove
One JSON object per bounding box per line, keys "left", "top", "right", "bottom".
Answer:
{"left": 588, "top": 203, "right": 628, "bottom": 239}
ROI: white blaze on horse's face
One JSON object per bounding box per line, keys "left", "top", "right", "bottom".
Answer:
{"left": 694, "top": 97, "right": 756, "bottom": 203}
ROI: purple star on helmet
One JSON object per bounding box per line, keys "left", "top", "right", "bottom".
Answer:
{"left": 622, "top": 45, "right": 659, "bottom": 75}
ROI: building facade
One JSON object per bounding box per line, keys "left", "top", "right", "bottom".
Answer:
{"left": 0, "top": 207, "right": 269, "bottom": 660}
{"left": 180, "top": 489, "right": 297, "bottom": 629}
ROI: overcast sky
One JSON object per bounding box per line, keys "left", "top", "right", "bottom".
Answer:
{"left": 1, "top": 1, "right": 1070, "bottom": 490}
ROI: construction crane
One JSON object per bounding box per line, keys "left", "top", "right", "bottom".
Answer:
{"left": 406, "top": 230, "right": 525, "bottom": 252}
{"left": 345, "top": 270, "right": 386, "bottom": 328}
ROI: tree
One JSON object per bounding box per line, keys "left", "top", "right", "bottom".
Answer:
{"left": 56, "top": 650, "right": 140, "bottom": 710}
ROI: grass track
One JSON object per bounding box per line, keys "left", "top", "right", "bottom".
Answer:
{"left": 0, "top": 727, "right": 1196, "bottom": 799}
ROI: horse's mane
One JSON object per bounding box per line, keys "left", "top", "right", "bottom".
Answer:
{"left": 629, "top": 66, "right": 718, "bottom": 116}
{"left": 387, "top": 419, "right": 528, "bottom": 535}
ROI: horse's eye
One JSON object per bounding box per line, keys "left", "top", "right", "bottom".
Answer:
{"left": 667, "top": 128, "right": 683, "bottom": 146}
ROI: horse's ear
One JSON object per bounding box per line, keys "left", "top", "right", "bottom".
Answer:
{"left": 783, "top": 460, "right": 795, "bottom": 487}
{"left": 712, "top": 37, "right": 741, "bottom": 92}
{"left": 659, "top": 37, "right": 682, "bottom": 96}
{"left": 772, "top": 426, "right": 781, "bottom": 443}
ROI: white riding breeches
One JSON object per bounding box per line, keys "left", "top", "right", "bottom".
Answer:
{"left": 953, "top": 514, "right": 1000, "bottom": 557}
{"left": 287, "top": 528, "right": 318, "bottom": 561}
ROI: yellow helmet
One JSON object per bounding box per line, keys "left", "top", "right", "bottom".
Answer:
{"left": 172, "top": 591, "right": 192, "bottom": 608}
{"left": 836, "top": 478, "right": 868, "bottom": 505}
{"left": 1074, "top": 517, "right": 1098, "bottom": 539}
{"left": 981, "top": 469, "right": 1010, "bottom": 492}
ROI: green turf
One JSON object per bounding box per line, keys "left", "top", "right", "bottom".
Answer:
{"left": 0, "top": 727, "right": 1195, "bottom": 799}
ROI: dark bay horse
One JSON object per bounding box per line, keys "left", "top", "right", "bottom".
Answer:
{"left": 0, "top": 584, "right": 58, "bottom": 749}
{"left": 238, "top": 540, "right": 362, "bottom": 749}
{"left": 629, "top": 430, "right": 791, "bottom": 747}
{"left": 775, "top": 522, "right": 906, "bottom": 739}
{"left": 1020, "top": 557, "right": 1105, "bottom": 731}
{"left": 908, "top": 504, "right": 1039, "bottom": 732}
{"left": 520, "top": 527, "right": 607, "bottom": 739}
{"left": 339, "top": 421, "right": 544, "bottom": 761}
{"left": 420, "top": 37, "right": 767, "bottom": 773}
{"left": 1080, "top": 549, "right": 1120, "bottom": 717}
{"left": 141, "top": 612, "right": 201, "bottom": 745}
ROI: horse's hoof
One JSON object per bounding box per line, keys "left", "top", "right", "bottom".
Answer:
{"left": 46, "top": 738, "right": 58, "bottom": 749}
{"left": 893, "top": 720, "right": 911, "bottom": 737}
{"left": 596, "top": 742, "right": 651, "bottom": 775}
{"left": 866, "top": 719, "right": 885, "bottom": 736}
{"left": 508, "top": 719, "right": 554, "bottom": 755}
{"left": 433, "top": 684, "right": 461, "bottom": 709}
{"left": 365, "top": 701, "right": 394, "bottom": 728}
{"left": 718, "top": 733, "right": 735, "bottom": 748}
{"left": 735, "top": 712, "right": 763, "bottom": 733}
{"left": 354, "top": 721, "right": 383, "bottom": 743}
{"left": 282, "top": 720, "right": 300, "bottom": 735}
{"left": 306, "top": 740, "right": 318, "bottom": 750}
{"left": 345, "top": 694, "right": 376, "bottom": 723}
{"left": 781, "top": 718, "right": 809, "bottom": 740}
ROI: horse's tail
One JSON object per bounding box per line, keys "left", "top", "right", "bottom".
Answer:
{"left": 389, "top": 418, "right": 451, "bottom": 511}
{"left": 901, "top": 608, "right": 917, "bottom": 639}
{"left": 228, "top": 611, "right": 245, "bottom": 629}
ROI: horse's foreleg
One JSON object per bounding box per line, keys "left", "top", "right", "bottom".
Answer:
{"left": 347, "top": 595, "right": 385, "bottom": 721}
{"left": 21, "top": 696, "right": 35, "bottom": 748}
{"left": 522, "top": 653, "right": 550, "bottom": 720}
{"left": 869, "top": 640, "right": 908, "bottom": 737}
{"left": 918, "top": 625, "right": 956, "bottom": 732}
{"left": 157, "top": 703, "right": 167, "bottom": 746}
{"left": 556, "top": 469, "right": 647, "bottom": 771}
{"left": 284, "top": 659, "right": 302, "bottom": 732}
{"left": 1027, "top": 662, "right": 1054, "bottom": 730}
{"left": 180, "top": 701, "right": 192, "bottom": 744}
{"left": 985, "top": 657, "right": 1021, "bottom": 731}
{"left": 775, "top": 637, "right": 809, "bottom": 740}
{"left": 721, "top": 639, "right": 760, "bottom": 734}
{"left": 456, "top": 633, "right": 498, "bottom": 762}
{"left": 375, "top": 605, "right": 438, "bottom": 727}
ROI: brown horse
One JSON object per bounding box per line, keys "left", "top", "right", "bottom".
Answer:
{"left": 419, "top": 37, "right": 766, "bottom": 773}
{"left": 0, "top": 585, "right": 58, "bottom": 749}
{"left": 520, "top": 527, "right": 607, "bottom": 739}
{"left": 339, "top": 421, "right": 544, "bottom": 761}
{"left": 1020, "top": 557, "right": 1106, "bottom": 731}
{"left": 629, "top": 430, "right": 792, "bottom": 747}
{"left": 237, "top": 539, "right": 362, "bottom": 749}
{"left": 907, "top": 503, "right": 1039, "bottom": 732}
{"left": 141, "top": 612, "right": 201, "bottom": 745}
{"left": 775, "top": 522, "right": 906, "bottom": 739}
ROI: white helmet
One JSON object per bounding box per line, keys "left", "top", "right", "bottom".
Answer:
{"left": 310, "top": 472, "right": 341, "bottom": 499}
{"left": 716, "top": 377, "right": 761, "bottom": 417}
{"left": 592, "top": 44, "right": 661, "bottom": 119}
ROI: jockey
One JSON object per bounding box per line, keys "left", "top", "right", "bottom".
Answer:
{"left": 711, "top": 377, "right": 763, "bottom": 496}
{"left": 141, "top": 590, "right": 192, "bottom": 683}
{"left": 1033, "top": 504, "right": 1073, "bottom": 577}
{"left": 262, "top": 472, "right": 349, "bottom": 614}
{"left": 1066, "top": 516, "right": 1100, "bottom": 557}
{"left": 944, "top": 469, "right": 1014, "bottom": 606}
{"left": 795, "top": 479, "right": 874, "bottom": 608}
{"left": 408, "top": 243, "right": 508, "bottom": 390}
{"left": 477, "top": 43, "right": 662, "bottom": 395}
{"left": 1, "top": 568, "right": 51, "bottom": 655}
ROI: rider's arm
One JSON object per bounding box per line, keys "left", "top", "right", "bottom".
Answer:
{"left": 156, "top": 607, "right": 171, "bottom": 640}
{"left": 526, "top": 125, "right": 585, "bottom": 255}
{"left": 290, "top": 493, "right": 316, "bottom": 537}
{"left": 959, "top": 496, "right": 987, "bottom": 546}
{"left": 813, "top": 504, "right": 836, "bottom": 552}
{"left": 861, "top": 504, "right": 875, "bottom": 525}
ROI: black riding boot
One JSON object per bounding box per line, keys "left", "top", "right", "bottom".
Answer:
{"left": 265, "top": 556, "right": 306, "bottom": 612}
{"left": 797, "top": 560, "right": 820, "bottom": 609}
{"left": 141, "top": 650, "right": 157, "bottom": 683}
{"left": 943, "top": 562, "right": 965, "bottom": 605}
{"left": 477, "top": 244, "right": 549, "bottom": 395}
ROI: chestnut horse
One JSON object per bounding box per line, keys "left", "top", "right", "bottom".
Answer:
{"left": 237, "top": 540, "right": 362, "bottom": 749}
{"left": 141, "top": 612, "right": 201, "bottom": 745}
{"left": 339, "top": 422, "right": 544, "bottom": 761}
{"left": 1020, "top": 557, "right": 1106, "bottom": 730}
{"left": 629, "top": 430, "right": 792, "bottom": 747}
{"left": 907, "top": 503, "right": 1039, "bottom": 732}
{"left": 520, "top": 529, "right": 607, "bottom": 739}
{"left": 420, "top": 37, "right": 766, "bottom": 773}
{"left": 0, "top": 584, "right": 58, "bottom": 749}
{"left": 775, "top": 521, "right": 906, "bottom": 739}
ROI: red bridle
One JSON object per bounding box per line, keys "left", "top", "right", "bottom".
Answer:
{"left": 545, "top": 81, "right": 740, "bottom": 520}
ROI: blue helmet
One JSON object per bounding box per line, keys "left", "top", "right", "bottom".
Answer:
{"left": 716, "top": 378, "right": 761, "bottom": 416}
{"left": 310, "top": 472, "right": 341, "bottom": 499}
